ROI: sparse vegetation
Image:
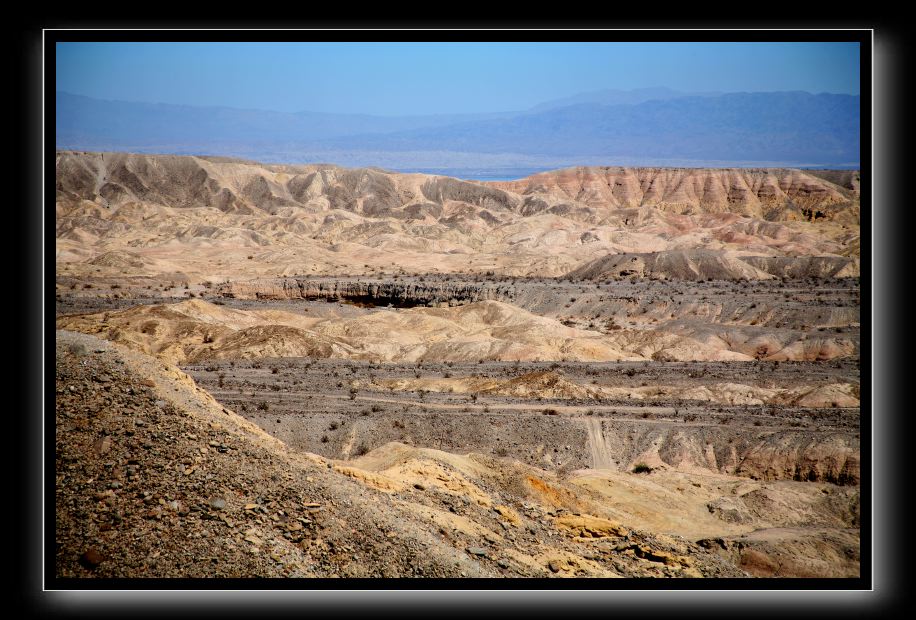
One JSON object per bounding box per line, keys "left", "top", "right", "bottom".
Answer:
{"left": 59, "top": 151, "right": 862, "bottom": 580}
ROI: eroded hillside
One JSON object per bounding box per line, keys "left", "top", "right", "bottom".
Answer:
{"left": 54, "top": 153, "right": 862, "bottom": 580}
{"left": 56, "top": 152, "right": 859, "bottom": 282}
{"left": 56, "top": 330, "right": 858, "bottom": 578}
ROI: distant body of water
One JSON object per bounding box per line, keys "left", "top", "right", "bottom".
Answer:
{"left": 391, "top": 168, "right": 555, "bottom": 182}
{"left": 388, "top": 164, "right": 860, "bottom": 180}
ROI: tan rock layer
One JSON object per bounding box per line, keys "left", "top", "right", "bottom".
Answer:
{"left": 490, "top": 166, "right": 857, "bottom": 220}
{"left": 56, "top": 152, "right": 859, "bottom": 281}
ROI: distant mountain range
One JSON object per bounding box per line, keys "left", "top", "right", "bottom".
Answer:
{"left": 528, "top": 86, "right": 723, "bottom": 112}
{"left": 56, "top": 89, "right": 860, "bottom": 168}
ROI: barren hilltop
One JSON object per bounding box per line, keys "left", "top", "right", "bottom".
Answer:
{"left": 55, "top": 152, "right": 861, "bottom": 580}
{"left": 56, "top": 151, "right": 859, "bottom": 281}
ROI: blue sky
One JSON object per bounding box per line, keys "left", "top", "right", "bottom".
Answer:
{"left": 56, "top": 41, "right": 861, "bottom": 116}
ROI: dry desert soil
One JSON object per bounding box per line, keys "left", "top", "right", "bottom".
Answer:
{"left": 54, "top": 152, "right": 862, "bottom": 579}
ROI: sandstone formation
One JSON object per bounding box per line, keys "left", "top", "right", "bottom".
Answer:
{"left": 57, "top": 298, "right": 855, "bottom": 364}
{"left": 490, "top": 167, "right": 859, "bottom": 222}
{"left": 55, "top": 151, "right": 862, "bottom": 580}
{"left": 56, "top": 152, "right": 859, "bottom": 282}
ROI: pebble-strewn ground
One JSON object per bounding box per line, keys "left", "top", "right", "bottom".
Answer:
{"left": 56, "top": 330, "right": 752, "bottom": 579}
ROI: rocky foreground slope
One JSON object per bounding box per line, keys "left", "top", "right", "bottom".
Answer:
{"left": 56, "top": 330, "right": 859, "bottom": 578}
{"left": 57, "top": 330, "right": 757, "bottom": 578}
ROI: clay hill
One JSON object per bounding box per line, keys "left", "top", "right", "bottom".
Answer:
{"left": 56, "top": 152, "right": 859, "bottom": 282}
{"left": 54, "top": 151, "right": 861, "bottom": 581}
{"left": 56, "top": 297, "right": 854, "bottom": 365}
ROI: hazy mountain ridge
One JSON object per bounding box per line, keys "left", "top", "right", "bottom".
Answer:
{"left": 528, "top": 87, "right": 722, "bottom": 112}
{"left": 57, "top": 90, "right": 860, "bottom": 168}
{"left": 329, "top": 92, "right": 858, "bottom": 163}
{"left": 56, "top": 92, "right": 519, "bottom": 144}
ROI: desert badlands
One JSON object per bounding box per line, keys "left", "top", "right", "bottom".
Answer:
{"left": 55, "top": 152, "right": 861, "bottom": 579}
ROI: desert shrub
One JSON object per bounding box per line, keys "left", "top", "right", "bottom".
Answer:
{"left": 256, "top": 401, "right": 269, "bottom": 411}
{"left": 632, "top": 463, "right": 653, "bottom": 474}
{"left": 353, "top": 442, "right": 370, "bottom": 457}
